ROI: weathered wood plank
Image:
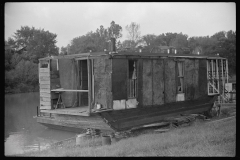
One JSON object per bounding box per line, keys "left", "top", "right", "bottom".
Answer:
{"left": 40, "top": 101, "right": 51, "bottom": 106}
{"left": 40, "top": 105, "right": 51, "bottom": 110}
{"left": 143, "top": 59, "right": 153, "bottom": 106}
{"left": 193, "top": 59, "right": 199, "bottom": 99}
{"left": 40, "top": 81, "right": 50, "bottom": 84}
{"left": 39, "top": 72, "right": 50, "bottom": 77}
{"left": 39, "top": 68, "right": 50, "bottom": 72}
{"left": 40, "top": 92, "right": 51, "bottom": 98}
{"left": 137, "top": 59, "right": 143, "bottom": 107}
{"left": 184, "top": 59, "right": 196, "bottom": 100}
{"left": 153, "top": 59, "right": 164, "bottom": 105}
{"left": 40, "top": 76, "right": 50, "bottom": 81}
{"left": 198, "top": 59, "right": 208, "bottom": 97}
{"left": 164, "top": 59, "right": 176, "bottom": 103}
{"left": 40, "top": 97, "right": 51, "bottom": 102}
{"left": 40, "top": 88, "right": 51, "bottom": 93}
{"left": 40, "top": 84, "right": 50, "bottom": 89}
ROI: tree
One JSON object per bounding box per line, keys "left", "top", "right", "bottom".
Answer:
{"left": 163, "top": 32, "right": 178, "bottom": 46}
{"left": 5, "top": 26, "right": 59, "bottom": 93}
{"left": 108, "top": 21, "right": 122, "bottom": 39}
{"left": 170, "top": 33, "right": 188, "bottom": 48}
{"left": 125, "top": 22, "right": 141, "bottom": 48}
{"left": 13, "top": 26, "right": 59, "bottom": 63}
{"left": 141, "top": 34, "right": 157, "bottom": 51}
{"left": 68, "top": 21, "right": 123, "bottom": 54}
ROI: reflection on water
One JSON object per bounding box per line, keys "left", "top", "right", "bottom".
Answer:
{"left": 5, "top": 92, "right": 77, "bottom": 156}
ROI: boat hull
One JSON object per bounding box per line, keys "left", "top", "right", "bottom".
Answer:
{"left": 36, "top": 95, "right": 217, "bottom": 132}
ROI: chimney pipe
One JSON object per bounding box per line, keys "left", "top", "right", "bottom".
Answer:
{"left": 110, "top": 37, "right": 116, "bottom": 52}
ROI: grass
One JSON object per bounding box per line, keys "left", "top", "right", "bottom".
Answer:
{"left": 15, "top": 114, "right": 236, "bottom": 157}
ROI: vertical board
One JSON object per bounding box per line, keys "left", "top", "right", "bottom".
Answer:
{"left": 198, "top": 59, "right": 208, "bottom": 97}
{"left": 142, "top": 59, "right": 153, "bottom": 106}
{"left": 94, "top": 58, "right": 112, "bottom": 109}
{"left": 152, "top": 59, "right": 164, "bottom": 106}
{"left": 112, "top": 59, "right": 128, "bottom": 100}
{"left": 184, "top": 59, "right": 195, "bottom": 100}
{"left": 164, "top": 59, "right": 176, "bottom": 103}
{"left": 184, "top": 59, "right": 200, "bottom": 100}
{"left": 193, "top": 59, "right": 200, "bottom": 99}
{"left": 137, "top": 59, "right": 143, "bottom": 107}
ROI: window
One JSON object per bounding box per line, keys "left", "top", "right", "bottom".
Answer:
{"left": 232, "top": 83, "right": 236, "bottom": 92}
{"left": 40, "top": 60, "right": 49, "bottom": 68}
{"left": 128, "top": 60, "right": 137, "bottom": 98}
{"left": 177, "top": 61, "right": 184, "bottom": 93}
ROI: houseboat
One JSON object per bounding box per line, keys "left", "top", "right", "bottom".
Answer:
{"left": 35, "top": 42, "right": 229, "bottom": 133}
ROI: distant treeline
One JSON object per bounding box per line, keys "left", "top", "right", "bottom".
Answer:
{"left": 5, "top": 22, "right": 236, "bottom": 94}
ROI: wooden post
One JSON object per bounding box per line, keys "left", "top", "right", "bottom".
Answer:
{"left": 211, "top": 60, "right": 214, "bottom": 94}
{"left": 221, "top": 59, "right": 224, "bottom": 103}
{"left": 88, "top": 59, "right": 92, "bottom": 115}
{"left": 92, "top": 59, "right": 94, "bottom": 104}
{"left": 216, "top": 59, "right": 219, "bottom": 94}
{"left": 207, "top": 60, "right": 209, "bottom": 95}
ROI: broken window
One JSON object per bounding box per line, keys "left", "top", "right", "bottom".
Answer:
{"left": 40, "top": 60, "right": 49, "bottom": 68}
{"left": 128, "top": 60, "right": 137, "bottom": 98}
{"left": 177, "top": 61, "right": 184, "bottom": 93}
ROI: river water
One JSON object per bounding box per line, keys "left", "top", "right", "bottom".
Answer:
{"left": 4, "top": 92, "right": 77, "bottom": 156}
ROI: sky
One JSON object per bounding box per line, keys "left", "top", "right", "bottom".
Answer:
{"left": 5, "top": 2, "right": 236, "bottom": 49}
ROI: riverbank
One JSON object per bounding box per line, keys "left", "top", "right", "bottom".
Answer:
{"left": 13, "top": 105, "right": 236, "bottom": 157}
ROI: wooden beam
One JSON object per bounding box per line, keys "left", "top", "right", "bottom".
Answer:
{"left": 40, "top": 81, "right": 50, "bottom": 84}
{"left": 226, "top": 60, "right": 229, "bottom": 83}
{"left": 40, "top": 97, "right": 51, "bottom": 102}
{"left": 40, "top": 92, "right": 51, "bottom": 98}
{"left": 40, "top": 84, "right": 50, "bottom": 89}
{"left": 39, "top": 72, "right": 50, "bottom": 77}
{"left": 40, "top": 105, "right": 51, "bottom": 110}
{"left": 40, "top": 76, "right": 50, "bottom": 81}
{"left": 40, "top": 101, "right": 51, "bottom": 106}
{"left": 39, "top": 68, "right": 50, "bottom": 72}
{"left": 50, "top": 89, "right": 89, "bottom": 92}
{"left": 40, "top": 88, "right": 51, "bottom": 93}
{"left": 40, "top": 109, "right": 90, "bottom": 116}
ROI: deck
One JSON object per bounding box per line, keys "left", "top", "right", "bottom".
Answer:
{"left": 40, "top": 106, "right": 89, "bottom": 116}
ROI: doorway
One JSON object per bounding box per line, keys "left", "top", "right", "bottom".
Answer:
{"left": 78, "top": 60, "right": 89, "bottom": 106}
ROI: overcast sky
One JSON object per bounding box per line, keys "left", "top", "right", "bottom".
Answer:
{"left": 5, "top": 2, "right": 236, "bottom": 49}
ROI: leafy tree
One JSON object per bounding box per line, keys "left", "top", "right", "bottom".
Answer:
{"left": 163, "top": 32, "right": 178, "bottom": 46}
{"left": 141, "top": 34, "right": 157, "bottom": 51}
{"left": 5, "top": 26, "right": 59, "bottom": 93}
{"left": 68, "top": 21, "right": 122, "bottom": 54}
{"left": 170, "top": 33, "right": 188, "bottom": 48}
{"left": 108, "top": 21, "right": 123, "bottom": 39}
{"left": 13, "top": 26, "right": 59, "bottom": 63}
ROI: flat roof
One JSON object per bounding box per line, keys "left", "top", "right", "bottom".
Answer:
{"left": 39, "top": 51, "right": 227, "bottom": 61}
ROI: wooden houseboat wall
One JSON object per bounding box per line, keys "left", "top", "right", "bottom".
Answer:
{"left": 36, "top": 51, "right": 228, "bottom": 132}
